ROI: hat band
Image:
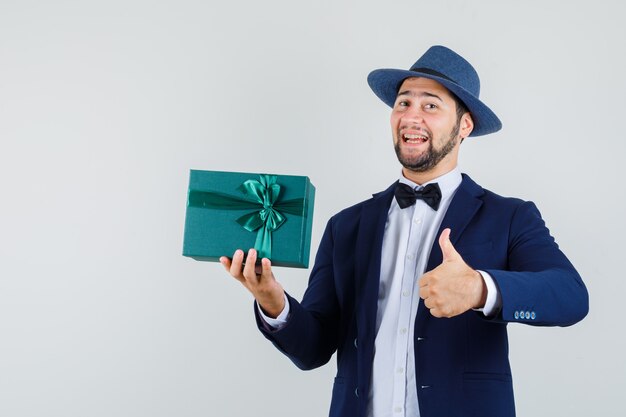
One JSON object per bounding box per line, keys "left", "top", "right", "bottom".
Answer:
{"left": 410, "top": 67, "right": 457, "bottom": 84}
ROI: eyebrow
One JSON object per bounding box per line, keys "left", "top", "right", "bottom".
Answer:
{"left": 397, "top": 90, "right": 444, "bottom": 102}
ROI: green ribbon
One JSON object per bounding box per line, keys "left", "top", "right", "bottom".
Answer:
{"left": 187, "top": 174, "right": 305, "bottom": 259}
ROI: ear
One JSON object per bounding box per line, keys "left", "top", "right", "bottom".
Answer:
{"left": 459, "top": 112, "right": 474, "bottom": 139}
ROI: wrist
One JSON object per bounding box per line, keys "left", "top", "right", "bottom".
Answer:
{"left": 258, "top": 292, "right": 286, "bottom": 319}
{"left": 472, "top": 270, "right": 487, "bottom": 309}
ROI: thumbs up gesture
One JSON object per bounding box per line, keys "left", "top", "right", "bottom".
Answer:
{"left": 419, "top": 228, "right": 487, "bottom": 318}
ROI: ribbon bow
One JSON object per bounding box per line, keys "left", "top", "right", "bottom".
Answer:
{"left": 188, "top": 174, "right": 305, "bottom": 259}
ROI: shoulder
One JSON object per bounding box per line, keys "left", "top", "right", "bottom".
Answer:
{"left": 462, "top": 173, "right": 532, "bottom": 209}
{"left": 461, "top": 174, "right": 547, "bottom": 231}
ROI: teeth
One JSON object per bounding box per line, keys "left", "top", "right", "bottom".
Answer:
{"left": 403, "top": 133, "right": 427, "bottom": 142}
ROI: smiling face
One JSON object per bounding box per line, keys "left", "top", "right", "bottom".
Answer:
{"left": 391, "top": 77, "right": 473, "bottom": 183}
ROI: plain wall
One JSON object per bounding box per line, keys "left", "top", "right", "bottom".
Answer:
{"left": 1, "top": 0, "right": 624, "bottom": 416}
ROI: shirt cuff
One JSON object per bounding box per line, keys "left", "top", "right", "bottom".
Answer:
{"left": 473, "top": 270, "right": 502, "bottom": 317}
{"left": 257, "top": 293, "right": 290, "bottom": 330}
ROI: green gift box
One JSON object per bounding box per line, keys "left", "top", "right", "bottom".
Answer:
{"left": 183, "top": 170, "right": 316, "bottom": 268}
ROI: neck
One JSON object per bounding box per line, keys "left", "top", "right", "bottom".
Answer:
{"left": 402, "top": 162, "right": 458, "bottom": 185}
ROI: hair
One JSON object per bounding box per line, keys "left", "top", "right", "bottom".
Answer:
{"left": 451, "top": 93, "right": 470, "bottom": 142}
{"left": 452, "top": 93, "right": 469, "bottom": 123}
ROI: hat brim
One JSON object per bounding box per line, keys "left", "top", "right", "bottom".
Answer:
{"left": 367, "top": 69, "right": 502, "bottom": 137}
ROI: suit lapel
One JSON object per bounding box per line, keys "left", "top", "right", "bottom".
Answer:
{"left": 425, "top": 174, "right": 484, "bottom": 271}
{"left": 355, "top": 182, "right": 395, "bottom": 340}
{"left": 417, "top": 174, "right": 485, "bottom": 325}
{"left": 354, "top": 182, "right": 395, "bottom": 402}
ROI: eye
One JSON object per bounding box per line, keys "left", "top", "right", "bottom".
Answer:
{"left": 424, "top": 103, "right": 438, "bottom": 110}
{"left": 395, "top": 100, "right": 409, "bottom": 107}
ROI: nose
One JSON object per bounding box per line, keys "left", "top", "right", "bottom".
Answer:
{"left": 400, "top": 106, "right": 424, "bottom": 123}
{"left": 399, "top": 107, "right": 425, "bottom": 126}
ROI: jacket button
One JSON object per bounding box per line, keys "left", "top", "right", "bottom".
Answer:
{"left": 353, "top": 338, "right": 358, "bottom": 348}
{"left": 531, "top": 311, "right": 536, "bottom": 320}
{"left": 514, "top": 311, "right": 520, "bottom": 319}
{"left": 354, "top": 387, "right": 359, "bottom": 397}
{"left": 525, "top": 311, "right": 531, "bottom": 319}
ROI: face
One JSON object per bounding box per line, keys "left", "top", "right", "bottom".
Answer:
{"left": 391, "top": 77, "right": 472, "bottom": 174}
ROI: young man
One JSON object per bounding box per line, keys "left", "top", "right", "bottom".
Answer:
{"left": 221, "top": 45, "right": 589, "bottom": 417}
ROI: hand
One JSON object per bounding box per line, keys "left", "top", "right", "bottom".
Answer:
{"left": 419, "top": 228, "right": 487, "bottom": 318}
{"left": 220, "top": 249, "right": 286, "bottom": 318}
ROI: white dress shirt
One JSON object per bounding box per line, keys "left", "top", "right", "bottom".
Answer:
{"left": 259, "top": 167, "right": 501, "bottom": 417}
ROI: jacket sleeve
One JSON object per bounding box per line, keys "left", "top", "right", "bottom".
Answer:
{"left": 485, "top": 201, "right": 589, "bottom": 326}
{"left": 254, "top": 217, "right": 341, "bottom": 370}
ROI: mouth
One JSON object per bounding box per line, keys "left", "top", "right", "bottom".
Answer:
{"left": 402, "top": 132, "right": 429, "bottom": 144}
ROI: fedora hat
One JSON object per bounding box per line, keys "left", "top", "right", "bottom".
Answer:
{"left": 367, "top": 45, "right": 502, "bottom": 137}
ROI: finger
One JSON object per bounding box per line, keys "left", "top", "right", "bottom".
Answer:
{"left": 254, "top": 256, "right": 271, "bottom": 276}
{"left": 242, "top": 248, "right": 258, "bottom": 281}
{"left": 418, "top": 273, "right": 430, "bottom": 288}
{"left": 229, "top": 250, "right": 245, "bottom": 279}
{"left": 439, "top": 228, "right": 461, "bottom": 262}
{"left": 219, "top": 256, "right": 232, "bottom": 272}
{"left": 222, "top": 255, "right": 245, "bottom": 284}
{"left": 260, "top": 257, "right": 273, "bottom": 279}
{"left": 419, "top": 285, "right": 429, "bottom": 300}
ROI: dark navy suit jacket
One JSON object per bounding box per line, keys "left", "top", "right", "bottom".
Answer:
{"left": 255, "top": 174, "right": 589, "bottom": 417}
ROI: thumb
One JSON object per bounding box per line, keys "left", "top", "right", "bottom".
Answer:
{"left": 439, "top": 228, "right": 461, "bottom": 262}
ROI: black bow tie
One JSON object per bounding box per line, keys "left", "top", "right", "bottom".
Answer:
{"left": 394, "top": 182, "right": 442, "bottom": 211}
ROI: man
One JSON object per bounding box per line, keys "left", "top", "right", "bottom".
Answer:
{"left": 220, "top": 45, "right": 589, "bottom": 417}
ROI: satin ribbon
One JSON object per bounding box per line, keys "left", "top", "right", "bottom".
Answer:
{"left": 188, "top": 174, "right": 305, "bottom": 259}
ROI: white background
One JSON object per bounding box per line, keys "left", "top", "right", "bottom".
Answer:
{"left": 1, "top": 0, "right": 624, "bottom": 416}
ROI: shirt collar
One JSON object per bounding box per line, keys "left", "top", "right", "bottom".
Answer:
{"left": 398, "top": 167, "right": 462, "bottom": 201}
